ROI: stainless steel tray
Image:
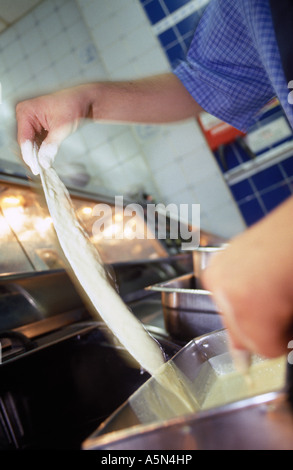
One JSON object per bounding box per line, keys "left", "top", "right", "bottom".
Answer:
{"left": 83, "top": 329, "right": 291, "bottom": 450}
{"left": 146, "top": 273, "right": 223, "bottom": 341}
{"left": 191, "top": 245, "right": 227, "bottom": 288}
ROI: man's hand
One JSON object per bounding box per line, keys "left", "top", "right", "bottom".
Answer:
{"left": 16, "top": 86, "right": 93, "bottom": 175}
{"left": 203, "top": 196, "right": 293, "bottom": 359}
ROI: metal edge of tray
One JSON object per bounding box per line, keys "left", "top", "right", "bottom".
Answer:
{"left": 82, "top": 389, "right": 290, "bottom": 451}
{"left": 145, "top": 272, "right": 219, "bottom": 315}
{"left": 145, "top": 272, "right": 222, "bottom": 341}
{"left": 145, "top": 272, "right": 212, "bottom": 295}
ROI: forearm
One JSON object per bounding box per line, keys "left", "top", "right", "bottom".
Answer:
{"left": 16, "top": 72, "right": 202, "bottom": 174}
{"left": 82, "top": 73, "right": 203, "bottom": 124}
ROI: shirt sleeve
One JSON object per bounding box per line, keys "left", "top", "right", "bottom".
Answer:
{"left": 173, "top": 0, "right": 275, "bottom": 131}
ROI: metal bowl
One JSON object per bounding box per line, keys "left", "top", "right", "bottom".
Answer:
{"left": 82, "top": 329, "right": 291, "bottom": 450}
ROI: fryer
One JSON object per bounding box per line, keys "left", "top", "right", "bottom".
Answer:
{"left": 0, "top": 168, "right": 220, "bottom": 450}
{"left": 0, "top": 166, "right": 229, "bottom": 450}
{"left": 0, "top": 265, "right": 186, "bottom": 450}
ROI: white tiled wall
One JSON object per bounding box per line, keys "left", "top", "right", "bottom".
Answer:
{"left": 0, "top": 0, "right": 246, "bottom": 238}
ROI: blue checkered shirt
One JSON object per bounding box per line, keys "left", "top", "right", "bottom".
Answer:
{"left": 174, "top": 0, "right": 293, "bottom": 131}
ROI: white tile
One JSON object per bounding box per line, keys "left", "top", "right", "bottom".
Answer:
{"left": 201, "top": 202, "right": 245, "bottom": 238}
{"left": 133, "top": 124, "right": 163, "bottom": 144}
{"left": 101, "top": 124, "right": 126, "bottom": 140}
{"left": 107, "top": 61, "right": 137, "bottom": 81}
{"left": 11, "top": 78, "right": 35, "bottom": 102}
{"left": 122, "top": 155, "right": 153, "bottom": 193}
{"left": 164, "top": 188, "right": 198, "bottom": 207}
{"left": 180, "top": 151, "right": 217, "bottom": 186}
{"left": 0, "top": 26, "right": 17, "bottom": 48}
{"left": 141, "top": 133, "right": 177, "bottom": 172}
{"left": 66, "top": 20, "right": 90, "bottom": 48}
{"left": 26, "top": 47, "right": 52, "bottom": 75}
{"left": 88, "top": 142, "right": 119, "bottom": 172}
{"left": 192, "top": 172, "right": 233, "bottom": 213}
{"left": 165, "top": 120, "right": 205, "bottom": 157}
{"left": 0, "top": 99, "right": 14, "bottom": 123}
{"left": 75, "top": 42, "right": 98, "bottom": 67}
{"left": 192, "top": 142, "right": 219, "bottom": 168}
{"left": 121, "top": 153, "right": 150, "bottom": 182}
{"left": 82, "top": 0, "right": 136, "bottom": 28}
{"left": 112, "top": 130, "right": 140, "bottom": 162}
{"left": 86, "top": 174, "right": 105, "bottom": 191}
{"left": 91, "top": 3, "right": 146, "bottom": 48}
{"left": 101, "top": 164, "right": 129, "bottom": 193}
{"left": 53, "top": 53, "right": 80, "bottom": 85}
{"left": 124, "top": 25, "right": 158, "bottom": 59}
{"left": 153, "top": 161, "right": 188, "bottom": 197}
{"left": 40, "top": 12, "right": 63, "bottom": 42}
{"left": 132, "top": 47, "right": 170, "bottom": 76}
{"left": 107, "top": 6, "right": 144, "bottom": 40}
{"left": 58, "top": 1, "right": 81, "bottom": 28}
{"left": 119, "top": 1, "right": 147, "bottom": 30}
{"left": 9, "top": 59, "right": 32, "bottom": 89}
{"left": 21, "top": 27, "right": 44, "bottom": 56}
{"left": 90, "top": 17, "right": 118, "bottom": 51}
{"left": 1, "top": 39, "right": 23, "bottom": 67}
{"left": 100, "top": 40, "right": 129, "bottom": 75}
{"left": 34, "top": 65, "right": 59, "bottom": 93}
{"left": 61, "top": 131, "right": 87, "bottom": 157}
{"left": 14, "top": 9, "right": 36, "bottom": 34}
{"left": 78, "top": 1, "right": 101, "bottom": 31}
{"left": 81, "top": 58, "right": 108, "bottom": 81}
{"left": 80, "top": 121, "right": 108, "bottom": 149}
{"left": 46, "top": 31, "right": 72, "bottom": 62}
{"left": 0, "top": 71, "right": 14, "bottom": 97}
{"left": 33, "top": 0, "right": 56, "bottom": 22}
{"left": 0, "top": 0, "right": 41, "bottom": 23}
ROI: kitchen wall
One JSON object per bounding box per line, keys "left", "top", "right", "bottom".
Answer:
{"left": 0, "top": 0, "right": 246, "bottom": 239}
{"left": 215, "top": 101, "right": 293, "bottom": 226}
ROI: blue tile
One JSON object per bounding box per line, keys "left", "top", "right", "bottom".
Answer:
{"left": 251, "top": 164, "right": 284, "bottom": 191}
{"left": 183, "top": 31, "right": 194, "bottom": 50}
{"left": 254, "top": 136, "right": 293, "bottom": 157}
{"left": 162, "top": 0, "right": 191, "bottom": 14}
{"left": 281, "top": 155, "right": 293, "bottom": 177}
{"left": 215, "top": 145, "right": 240, "bottom": 172}
{"left": 158, "top": 27, "right": 177, "bottom": 48}
{"left": 234, "top": 140, "right": 256, "bottom": 164}
{"left": 261, "top": 184, "right": 291, "bottom": 212}
{"left": 288, "top": 178, "right": 293, "bottom": 193}
{"left": 176, "top": 12, "right": 200, "bottom": 35}
{"left": 239, "top": 198, "right": 265, "bottom": 226}
{"left": 143, "top": 0, "right": 166, "bottom": 24}
{"left": 246, "top": 110, "right": 293, "bottom": 156}
{"left": 230, "top": 179, "right": 254, "bottom": 202}
{"left": 257, "top": 103, "right": 284, "bottom": 122}
{"left": 165, "top": 42, "right": 185, "bottom": 65}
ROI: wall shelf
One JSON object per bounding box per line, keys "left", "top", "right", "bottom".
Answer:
{"left": 224, "top": 140, "right": 293, "bottom": 186}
